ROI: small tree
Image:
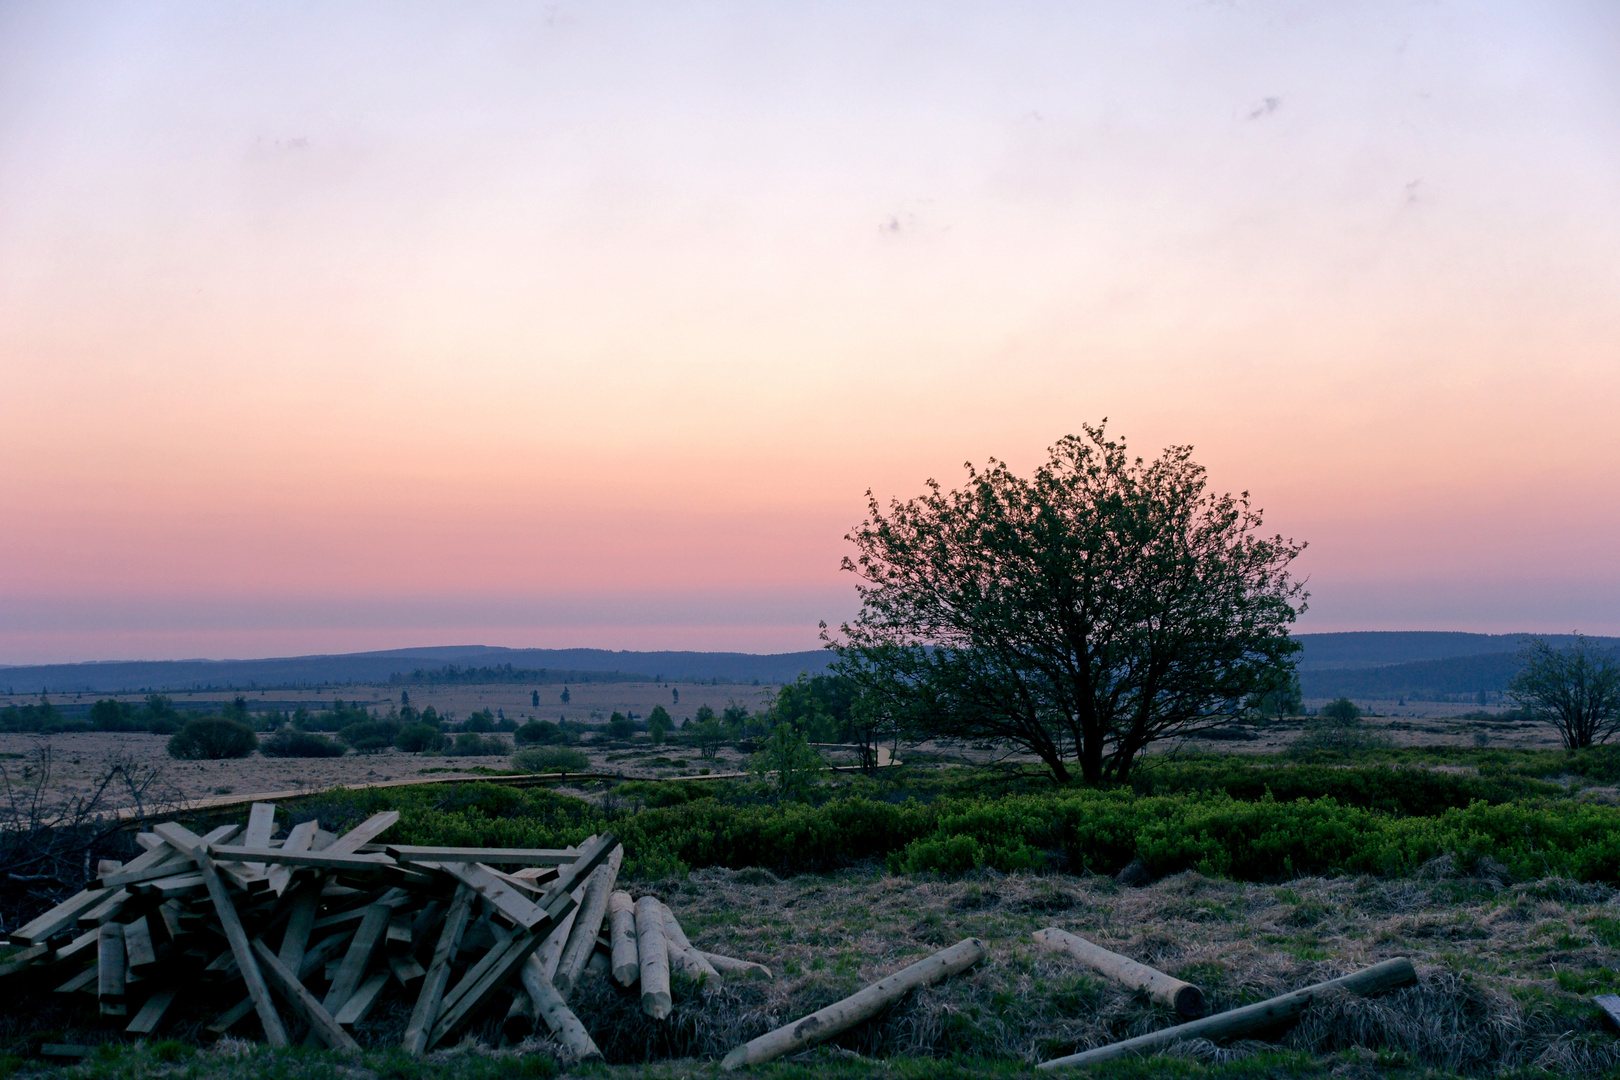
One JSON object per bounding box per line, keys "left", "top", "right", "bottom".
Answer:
{"left": 168, "top": 718, "right": 257, "bottom": 760}
{"left": 830, "top": 425, "right": 1306, "bottom": 784}
{"left": 750, "top": 722, "right": 824, "bottom": 800}
{"left": 607, "top": 712, "right": 635, "bottom": 739}
{"left": 1509, "top": 635, "right": 1620, "bottom": 749}
{"left": 1320, "top": 698, "right": 1361, "bottom": 722}
{"left": 647, "top": 705, "right": 672, "bottom": 744}
{"left": 692, "top": 704, "right": 724, "bottom": 758}
{"left": 561, "top": 686, "right": 571, "bottom": 705}
{"left": 1246, "top": 671, "right": 1303, "bottom": 722}
{"left": 532, "top": 690, "right": 540, "bottom": 708}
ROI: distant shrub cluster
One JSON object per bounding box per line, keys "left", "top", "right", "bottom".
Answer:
{"left": 512, "top": 746, "right": 590, "bottom": 774}
{"left": 167, "top": 718, "right": 257, "bottom": 761}
{"left": 259, "top": 729, "right": 346, "bottom": 759}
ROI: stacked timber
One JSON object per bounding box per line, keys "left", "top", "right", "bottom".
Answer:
{"left": 0, "top": 802, "right": 750, "bottom": 1059}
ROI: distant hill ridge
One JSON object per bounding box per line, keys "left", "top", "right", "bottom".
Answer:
{"left": 2, "top": 633, "right": 1616, "bottom": 698}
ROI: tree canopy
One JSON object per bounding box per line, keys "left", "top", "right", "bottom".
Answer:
{"left": 828, "top": 425, "right": 1306, "bottom": 784}
{"left": 1508, "top": 635, "right": 1620, "bottom": 749}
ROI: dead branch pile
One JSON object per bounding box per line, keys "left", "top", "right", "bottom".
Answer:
{"left": 0, "top": 801, "right": 756, "bottom": 1061}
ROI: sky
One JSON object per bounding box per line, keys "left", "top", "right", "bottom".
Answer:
{"left": 2, "top": 1, "right": 1618, "bottom": 664}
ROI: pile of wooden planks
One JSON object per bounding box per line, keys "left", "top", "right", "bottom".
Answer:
{"left": 0, "top": 802, "right": 677, "bottom": 1057}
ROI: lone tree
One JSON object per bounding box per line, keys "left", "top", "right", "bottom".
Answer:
{"left": 828, "top": 425, "right": 1307, "bottom": 784}
{"left": 1508, "top": 635, "right": 1620, "bottom": 749}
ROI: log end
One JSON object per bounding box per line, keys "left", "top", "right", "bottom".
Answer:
{"left": 613, "top": 963, "right": 639, "bottom": 987}
{"left": 641, "top": 991, "right": 672, "bottom": 1019}
{"left": 720, "top": 1046, "right": 750, "bottom": 1071}
{"left": 1173, "top": 984, "right": 1208, "bottom": 1019}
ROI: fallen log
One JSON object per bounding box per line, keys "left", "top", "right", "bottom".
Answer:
{"left": 634, "top": 896, "right": 671, "bottom": 1018}
{"left": 555, "top": 845, "right": 622, "bottom": 995}
{"left": 721, "top": 937, "right": 985, "bottom": 1070}
{"left": 660, "top": 903, "right": 721, "bottom": 986}
{"left": 701, "top": 951, "right": 772, "bottom": 981}
{"left": 608, "top": 890, "right": 638, "bottom": 987}
{"left": 520, "top": 953, "right": 603, "bottom": 1061}
{"left": 1032, "top": 928, "right": 1205, "bottom": 1018}
{"left": 1036, "top": 957, "right": 1419, "bottom": 1070}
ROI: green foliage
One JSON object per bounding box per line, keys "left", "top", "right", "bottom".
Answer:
{"left": 1130, "top": 758, "right": 1560, "bottom": 814}
{"left": 260, "top": 729, "right": 346, "bottom": 758}
{"left": 167, "top": 717, "right": 258, "bottom": 760}
{"left": 89, "top": 698, "right": 141, "bottom": 732}
{"left": 446, "top": 732, "right": 508, "bottom": 757}
{"left": 1320, "top": 697, "right": 1362, "bottom": 722}
{"left": 608, "top": 712, "right": 636, "bottom": 739}
{"left": 831, "top": 424, "right": 1306, "bottom": 784}
{"left": 394, "top": 722, "right": 447, "bottom": 752}
{"left": 1509, "top": 634, "right": 1620, "bottom": 749}
{"left": 647, "top": 704, "right": 673, "bottom": 744}
{"left": 515, "top": 719, "right": 567, "bottom": 745}
{"left": 0, "top": 695, "right": 64, "bottom": 733}
{"left": 463, "top": 708, "right": 497, "bottom": 733}
{"left": 750, "top": 722, "right": 825, "bottom": 800}
{"left": 293, "top": 698, "right": 374, "bottom": 733}
{"left": 340, "top": 719, "right": 401, "bottom": 752}
{"left": 512, "top": 746, "right": 590, "bottom": 773}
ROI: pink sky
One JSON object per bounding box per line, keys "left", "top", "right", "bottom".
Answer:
{"left": 3, "top": 2, "right": 1619, "bottom": 663}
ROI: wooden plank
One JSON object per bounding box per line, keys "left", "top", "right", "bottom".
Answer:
{"left": 277, "top": 885, "right": 321, "bottom": 976}
{"left": 324, "top": 811, "right": 400, "bottom": 855}
{"left": 209, "top": 846, "right": 392, "bottom": 871}
{"left": 383, "top": 845, "right": 577, "bottom": 865}
{"left": 428, "top": 931, "right": 549, "bottom": 1048}
{"left": 205, "top": 996, "right": 256, "bottom": 1037}
{"left": 386, "top": 913, "right": 413, "bottom": 955}
{"left": 0, "top": 942, "right": 53, "bottom": 978}
{"left": 321, "top": 904, "right": 390, "bottom": 1017}
{"left": 250, "top": 939, "right": 360, "bottom": 1052}
{"left": 130, "top": 873, "right": 204, "bottom": 899}
{"left": 196, "top": 853, "right": 288, "bottom": 1047}
{"left": 55, "top": 966, "right": 98, "bottom": 995}
{"left": 441, "top": 862, "right": 546, "bottom": 929}
{"left": 267, "top": 820, "right": 318, "bottom": 896}
{"left": 12, "top": 889, "right": 106, "bottom": 945}
{"left": 76, "top": 889, "right": 129, "bottom": 929}
{"left": 333, "top": 969, "right": 390, "bottom": 1027}
{"left": 125, "top": 988, "right": 178, "bottom": 1035}
{"left": 122, "top": 918, "right": 158, "bottom": 975}
{"left": 152, "top": 822, "right": 263, "bottom": 892}
{"left": 403, "top": 884, "right": 474, "bottom": 1055}
{"left": 1595, "top": 993, "right": 1620, "bottom": 1031}
{"left": 97, "top": 923, "right": 127, "bottom": 1016}
{"left": 93, "top": 849, "right": 194, "bottom": 891}
{"left": 245, "top": 802, "right": 278, "bottom": 847}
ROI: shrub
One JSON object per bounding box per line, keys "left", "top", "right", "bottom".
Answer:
{"left": 515, "top": 720, "right": 565, "bottom": 746}
{"left": 1321, "top": 697, "right": 1363, "bottom": 722}
{"left": 89, "top": 699, "right": 141, "bottom": 732}
{"left": 512, "top": 746, "right": 590, "bottom": 773}
{"left": 340, "top": 719, "right": 401, "bottom": 753}
{"left": 395, "top": 723, "right": 446, "bottom": 753}
{"left": 607, "top": 712, "right": 636, "bottom": 739}
{"left": 463, "top": 709, "right": 497, "bottom": 733}
{"left": 447, "top": 732, "right": 508, "bottom": 757}
{"left": 167, "top": 718, "right": 257, "bottom": 760}
{"left": 260, "top": 729, "right": 346, "bottom": 758}
{"left": 146, "top": 717, "right": 182, "bottom": 736}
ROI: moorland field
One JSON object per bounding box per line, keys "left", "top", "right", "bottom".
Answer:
{"left": 2, "top": 676, "right": 1619, "bottom": 1080}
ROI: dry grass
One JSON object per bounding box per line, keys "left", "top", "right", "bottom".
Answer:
{"left": 534, "top": 862, "right": 1620, "bottom": 1073}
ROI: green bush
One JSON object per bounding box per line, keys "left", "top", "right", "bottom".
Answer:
{"left": 339, "top": 719, "right": 401, "bottom": 753}
{"left": 607, "top": 712, "right": 636, "bottom": 739}
{"left": 167, "top": 718, "right": 258, "bottom": 760}
{"left": 512, "top": 746, "right": 590, "bottom": 773}
{"left": 514, "top": 720, "right": 566, "bottom": 746}
{"left": 394, "top": 723, "right": 446, "bottom": 753}
{"left": 259, "top": 729, "right": 345, "bottom": 758}
{"left": 446, "top": 732, "right": 508, "bottom": 757}
{"left": 89, "top": 699, "right": 141, "bottom": 732}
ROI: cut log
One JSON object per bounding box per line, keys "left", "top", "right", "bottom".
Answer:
{"left": 250, "top": 939, "right": 360, "bottom": 1053}
{"left": 537, "top": 885, "right": 585, "bottom": 982}
{"left": 634, "top": 896, "right": 671, "bottom": 1019}
{"left": 1033, "top": 928, "right": 1206, "bottom": 1018}
{"left": 1036, "top": 957, "right": 1419, "bottom": 1070}
{"left": 97, "top": 923, "right": 127, "bottom": 1016}
{"left": 661, "top": 903, "right": 721, "bottom": 987}
{"left": 403, "top": 884, "right": 473, "bottom": 1055}
{"left": 521, "top": 953, "right": 603, "bottom": 1061}
{"left": 608, "top": 890, "right": 638, "bottom": 987}
{"left": 428, "top": 929, "right": 551, "bottom": 1047}
{"left": 555, "top": 845, "right": 622, "bottom": 995}
{"left": 702, "top": 951, "right": 772, "bottom": 980}
{"left": 721, "top": 938, "right": 985, "bottom": 1070}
